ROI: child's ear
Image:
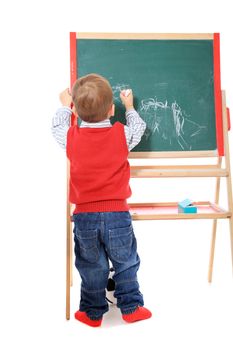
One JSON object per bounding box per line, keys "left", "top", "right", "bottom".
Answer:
{"left": 108, "top": 104, "right": 115, "bottom": 117}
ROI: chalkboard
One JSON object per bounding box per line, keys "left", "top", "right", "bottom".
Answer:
{"left": 75, "top": 37, "right": 219, "bottom": 153}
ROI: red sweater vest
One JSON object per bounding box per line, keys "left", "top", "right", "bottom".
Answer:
{"left": 66, "top": 122, "right": 132, "bottom": 213}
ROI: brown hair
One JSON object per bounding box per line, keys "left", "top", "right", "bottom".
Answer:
{"left": 72, "top": 73, "right": 113, "bottom": 122}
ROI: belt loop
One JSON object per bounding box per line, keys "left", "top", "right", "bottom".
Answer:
{"left": 100, "top": 212, "right": 105, "bottom": 242}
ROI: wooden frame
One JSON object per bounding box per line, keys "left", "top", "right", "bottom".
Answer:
{"left": 129, "top": 150, "right": 218, "bottom": 159}
{"left": 130, "top": 166, "right": 228, "bottom": 178}
{"left": 76, "top": 33, "right": 214, "bottom": 40}
{"left": 65, "top": 32, "right": 233, "bottom": 320}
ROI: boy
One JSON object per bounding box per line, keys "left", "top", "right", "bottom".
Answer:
{"left": 52, "top": 73, "right": 152, "bottom": 327}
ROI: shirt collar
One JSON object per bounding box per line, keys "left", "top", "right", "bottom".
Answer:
{"left": 80, "top": 118, "right": 112, "bottom": 128}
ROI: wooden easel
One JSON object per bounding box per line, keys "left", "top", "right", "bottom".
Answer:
{"left": 65, "top": 33, "right": 233, "bottom": 320}
{"left": 65, "top": 90, "right": 232, "bottom": 320}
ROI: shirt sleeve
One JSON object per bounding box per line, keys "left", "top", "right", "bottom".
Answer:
{"left": 51, "top": 107, "right": 72, "bottom": 149}
{"left": 124, "top": 109, "right": 146, "bottom": 151}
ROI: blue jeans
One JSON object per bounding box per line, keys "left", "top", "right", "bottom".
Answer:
{"left": 72, "top": 211, "right": 144, "bottom": 320}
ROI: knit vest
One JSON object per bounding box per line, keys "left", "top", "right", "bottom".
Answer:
{"left": 66, "top": 122, "right": 132, "bottom": 213}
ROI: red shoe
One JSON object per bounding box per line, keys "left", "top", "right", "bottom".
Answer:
{"left": 122, "top": 306, "right": 152, "bottom": 323}
{"left": 74, "top": 310, "right": 102, "bottom": 327}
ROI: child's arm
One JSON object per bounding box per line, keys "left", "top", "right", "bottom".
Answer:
{"left": 120, "top": 90, "right": 146, "bottom": 151}
{"left": 51, "top": 89, "right": 72, "bottom": 149}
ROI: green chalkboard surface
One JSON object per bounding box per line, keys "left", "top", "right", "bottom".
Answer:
{"left": 77, "top": 39, "right": 216, "bottom": 152}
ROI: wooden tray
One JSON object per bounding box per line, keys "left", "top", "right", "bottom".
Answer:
{"left": 129, "top": 201, "right": 231, "bottom": 220}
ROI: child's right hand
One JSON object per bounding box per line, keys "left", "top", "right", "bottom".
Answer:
{"left": 59, "top": 88, "right": 72, "bottom": 107}
{"left": 120, "top": 89, "right": 134, "bottom": 111}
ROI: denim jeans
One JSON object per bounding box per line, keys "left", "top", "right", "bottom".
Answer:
{"left": 72, "top": 211, "right": 144, "bottom": 320}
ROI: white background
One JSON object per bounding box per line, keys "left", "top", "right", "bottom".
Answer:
{"left": 0, "top": 0, "right": 233, "bottom": 349}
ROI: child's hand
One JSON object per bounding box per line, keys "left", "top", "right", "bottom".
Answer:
{"left": 120, "top": 89, "right": 134, "bottom": 111}
{"left": 59, "top": 88, "right": 72, "bottom": 107}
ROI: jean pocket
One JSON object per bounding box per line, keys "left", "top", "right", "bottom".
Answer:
{"left": 109, "top": 225, "right": 134, "bottom": 263}
{"left": 74, "top": 229, "right": 99, "bottom": 263}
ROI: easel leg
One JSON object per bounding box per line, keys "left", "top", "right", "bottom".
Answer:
{"left": 66, "top": 204, "right": 71, "bottom": 320}
{"left": 226, "top": 177, "right": 233, "bottom": 275}
{"left": 229, "top": 217, "right": 233, "bottom": 275}
{"left": 208, "top": 219, "right": 218, "bottom": 282}
{"left": 221, "top": 91, "right": 233, "bottom": 276}
{"left": 208, "top": 158, "right": 222, "bottom": 283}
{"left": 70, "top": 220, "right": 73, "bottom": 287}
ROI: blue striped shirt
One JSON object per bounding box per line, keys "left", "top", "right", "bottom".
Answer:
{"left": 51, "top": 107, "right": 146, "bottom": 151}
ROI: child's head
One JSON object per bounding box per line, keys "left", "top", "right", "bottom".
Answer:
{"left": 72, "top": 73, "right": 114, "bottom": 123}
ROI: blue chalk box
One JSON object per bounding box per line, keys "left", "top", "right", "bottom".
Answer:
{"left": 178, "top": 199, "right": 197, "bottom": 214}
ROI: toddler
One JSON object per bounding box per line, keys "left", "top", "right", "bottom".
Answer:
{"left": 52, "top": 73, "right": 152, "bottom": 327}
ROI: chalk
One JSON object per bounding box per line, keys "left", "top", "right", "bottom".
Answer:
{"left": 123, "top": 89, "right": 131, "bottom": 97}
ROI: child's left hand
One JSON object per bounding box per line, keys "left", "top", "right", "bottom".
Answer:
{"left": 59, "top": 88, "right": 72, "bottom": 107}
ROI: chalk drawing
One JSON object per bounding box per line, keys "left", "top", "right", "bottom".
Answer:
{"left": 139, "top": 97, "right": 206, "bottom": 150}
{"left": 111, "top": 84, "right": 206, "bottom": 150}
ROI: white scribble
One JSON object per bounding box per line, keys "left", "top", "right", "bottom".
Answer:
{"left": 171, "top": 102, "right": 184, "bottom": 137}
{"left": 139, "top": 97, "right": 206, "bottom": 151}
{"left": 111, "top": 85, "right": 206, "bottom": 151}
